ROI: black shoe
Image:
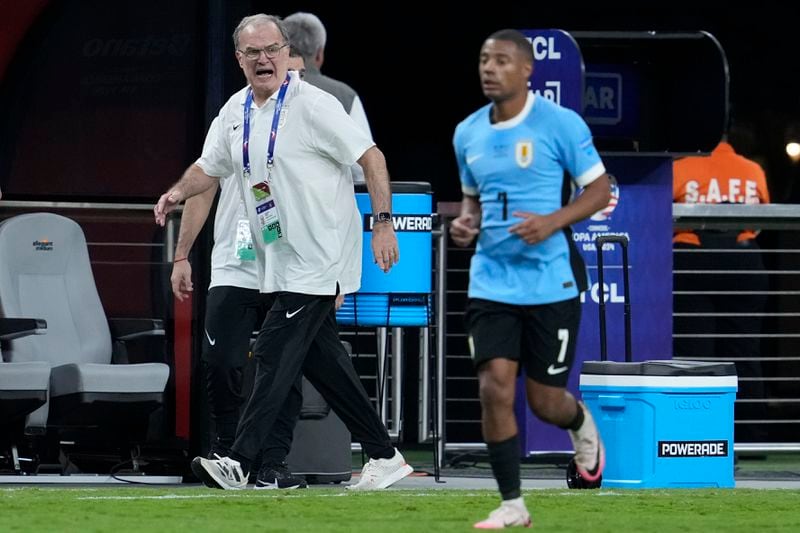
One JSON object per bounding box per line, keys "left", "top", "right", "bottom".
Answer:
{"left": 207, "top": 438, "right": 233, "bottom": 460}
{"left": 255, "top": 462, "right": 307, "bottom": 490}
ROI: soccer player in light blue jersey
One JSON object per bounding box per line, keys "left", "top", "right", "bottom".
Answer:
{"left": 450, "top": 29, "right": 612, "bottom": 529}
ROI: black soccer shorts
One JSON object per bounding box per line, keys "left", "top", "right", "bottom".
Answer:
{"left": 465, "top": 297, "right": 581, "bottom": 387}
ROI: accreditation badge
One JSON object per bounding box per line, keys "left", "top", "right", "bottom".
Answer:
{"left": 235, "top": 219, "right": 256, "bottom": 261}
{"left": 251, "top": 182, "right": 282, "bottom": 244}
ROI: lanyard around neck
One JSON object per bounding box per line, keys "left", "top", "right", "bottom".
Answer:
{"left": 242, "top": 73, "right": 291, "bottom": 180}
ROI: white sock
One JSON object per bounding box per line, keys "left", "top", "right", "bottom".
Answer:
{"left": 502, "top": 496, "right": 526, "bottom": 510}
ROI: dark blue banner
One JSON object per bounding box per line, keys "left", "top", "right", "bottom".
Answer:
{"left": 521, "top": 30, "right": 583, "bottom": 113}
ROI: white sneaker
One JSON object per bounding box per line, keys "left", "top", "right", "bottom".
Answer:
{"left": 474, "top": 499, "right": 532, "bottom": 529}
{"left": 567, "top": 401, "right": 605, "bottom": 482}
{"left": 191, "top": 454, "right": 249, "bottom": 490}
{"left": 346, "top": 448, "right": 413, "bottom": 491}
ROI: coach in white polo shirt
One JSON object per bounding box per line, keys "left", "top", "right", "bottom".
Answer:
{"left": 170, "top": 116, "right": 308, "bottom": 489}
{"left": 155, "top": 13, "right": 412, "bottom": 491}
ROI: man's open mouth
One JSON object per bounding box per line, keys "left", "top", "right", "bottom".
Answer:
{"left": 255, "top": 66, "right": 274, "bottom": 78}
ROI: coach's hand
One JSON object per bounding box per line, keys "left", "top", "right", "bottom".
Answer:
{"left": 372, "top": 222, "right": 399, "bottom": 273}
{"left": 171, "top": 259, "right": 194, "bottom": 302}
{"left": 154, "top": 188, "right": 185, "bottom": 227}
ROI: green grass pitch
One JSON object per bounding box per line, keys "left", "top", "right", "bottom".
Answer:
{"left": 2, "top": 487, "right": 799, "bottom": 532}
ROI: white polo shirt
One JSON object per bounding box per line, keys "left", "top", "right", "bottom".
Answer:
{"left": 196, "top": 71, "right": 374, "bottom": 295}
{"left": 200, "top": 117, "right": 260, "bottom": 291}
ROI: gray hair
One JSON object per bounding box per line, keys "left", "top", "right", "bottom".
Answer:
{"left": 232, "top": 14, "right": 289, "bottom": 49}
{"left": 283, "top": 12, "right": 326, "bottom": 61}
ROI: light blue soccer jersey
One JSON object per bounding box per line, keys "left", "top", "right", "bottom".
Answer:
{"left": 453, "top": 92, "right": 605, "bottom": 305}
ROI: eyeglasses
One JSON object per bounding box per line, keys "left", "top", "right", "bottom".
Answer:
{"left": 238, "top": 43, "right": 288, "bottom": 60}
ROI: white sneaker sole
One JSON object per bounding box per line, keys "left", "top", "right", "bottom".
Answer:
{"left": 191, "top": 457, "right": 247, "bottom": 490}
{"left": 347, "top": 463, "right": 414, "bottom": 491}
{"left": 253, "top": 482, "right": 306, "bottom": 490}
{"left": 473, "top": 517, "right": 532, "bottom": 529}
{"left": 377, "top": 463, "right": 414, "bottom": 489}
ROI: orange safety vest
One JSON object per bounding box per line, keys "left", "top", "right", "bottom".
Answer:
{"left": 673, "top": 141, "right": 770, "bottom": 245}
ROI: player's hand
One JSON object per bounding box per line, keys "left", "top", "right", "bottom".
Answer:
{"left": 335, "top": 293, "right": 345, "bottom": 311}
{"left": 450, "top": 214, "right": 479, "bottom": 247}
{"left": 509, "top": 211, "right": 558, "bottom": 244}
{"left": 170, "top": 259, "right": 193, "bottom": 301}
{"left": 371, "top": 222, "right": 399, "bottom": 273}
{"left": 154, "top": 188, "right": 184, "bottom": 227}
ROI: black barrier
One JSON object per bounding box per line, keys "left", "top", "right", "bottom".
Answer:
{"left": 573, "top": 31, "right": 728, "bottom": 154}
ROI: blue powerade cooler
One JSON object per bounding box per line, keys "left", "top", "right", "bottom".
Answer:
{"left": 580, "top": 360, "right": 738, "bottom": 488}
{"left": 336, "top": 182, "right": 432, "bottom": 327}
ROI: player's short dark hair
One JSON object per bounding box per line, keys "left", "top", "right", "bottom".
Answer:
{"left": 487, "top": 29, "right": 533, "bottom": 65}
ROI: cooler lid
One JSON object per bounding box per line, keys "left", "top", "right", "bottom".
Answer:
{"left": 581, "top": 359, "right": 736, "bottom": 377}
{"left": 354, "top": 181, "right": 431, "bottom": 194}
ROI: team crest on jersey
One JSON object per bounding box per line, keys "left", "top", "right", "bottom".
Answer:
{"left": 515, "top": 140, "right": 534, "bottom": 168}
{"left": 278, "top": 104, "right": 289, "bottom": 128}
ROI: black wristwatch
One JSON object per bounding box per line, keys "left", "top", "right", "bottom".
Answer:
{"left": 374, "top": 211, "right": 392, "bottom": 224}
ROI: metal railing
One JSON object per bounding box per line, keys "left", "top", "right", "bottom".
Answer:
{"left": 430, "top": 203, "right": 800, "bottom": 460}
{"left": 673, "top": 204, "right": 800, "bottom": 452}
